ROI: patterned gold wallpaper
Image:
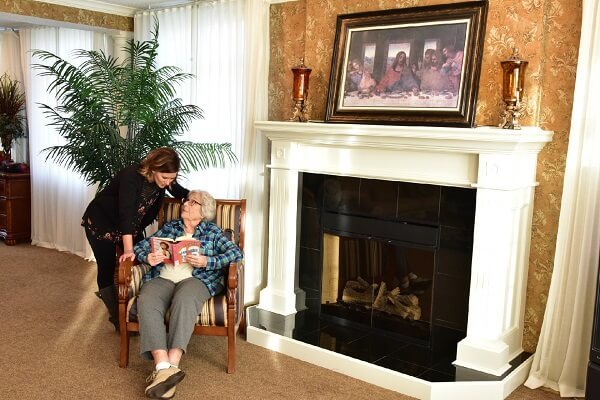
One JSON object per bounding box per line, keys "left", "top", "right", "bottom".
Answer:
{"left": 0, "top": 0, "right": 133, "bottom": 32}
{"left": 269, "top": 0, "right": 582, "bottom": 352}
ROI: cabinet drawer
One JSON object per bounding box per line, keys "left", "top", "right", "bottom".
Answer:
{"left": 0, "top": 173, "right": 31, "bottom": 244}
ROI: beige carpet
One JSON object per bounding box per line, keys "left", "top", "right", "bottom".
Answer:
{"left": 0, "top": 243, "right": 579, "bottom": 400}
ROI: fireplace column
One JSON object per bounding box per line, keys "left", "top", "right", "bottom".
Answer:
{"left": 454, "top": 153, "right": 537, "bottom": 376}
{"left": 257, "top": 141, "right": 306, "bottom": 316}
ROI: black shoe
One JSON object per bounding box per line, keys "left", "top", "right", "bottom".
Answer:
{"left": 96, "top": 286, "right": 120, "bottom": 332}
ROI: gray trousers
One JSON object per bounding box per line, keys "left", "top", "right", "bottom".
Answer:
{"left": 138, "top": 277, "right": 211, "bottom": 359}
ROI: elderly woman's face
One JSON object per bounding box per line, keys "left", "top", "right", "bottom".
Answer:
{"left": 181, "top": 194, "right": 204, "bottom": 221}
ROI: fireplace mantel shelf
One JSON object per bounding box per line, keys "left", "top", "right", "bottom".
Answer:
{"left": 256, "top": 121, "right": 552, "bottom": 190}
{"left": 248, "top": 120, "right": 553, "bottom": 400}
{"left": 256, "top": 121, "right": 552, "bottom": 154}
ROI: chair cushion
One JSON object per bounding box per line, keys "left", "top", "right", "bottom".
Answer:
{"left": 126, "top": 293, "right": 229, "bottom": 327}
{"left": 126, "top": 264, "right": 229, "bottom": 327}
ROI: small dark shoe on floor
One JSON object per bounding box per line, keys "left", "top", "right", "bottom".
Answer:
{"left": 145, "top": 366, "right": 185, "bottom": 399}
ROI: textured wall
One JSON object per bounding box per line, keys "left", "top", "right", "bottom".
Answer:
{"left": 269, "top": 0, "right": 582, "bottom": 352}
{"left": 0, "top": 0, "right": 133, "bottom": 32}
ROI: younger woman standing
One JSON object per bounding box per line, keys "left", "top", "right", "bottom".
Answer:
{"left": 82, "top": 147, "right": 189, "bottom": 330}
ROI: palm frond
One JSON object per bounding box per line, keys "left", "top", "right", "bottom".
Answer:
{"left": 173, "top": 142, "right": 238, "bottom": 172}
{"left": 33, "top": 18, "right": 236, "bottom": 190}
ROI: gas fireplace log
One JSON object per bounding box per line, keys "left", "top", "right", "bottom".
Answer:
{"left": 388, "top": 287, "right": 419, "bottom": 307}
{"left": 373, "top": 281, "right": 388, "bottom": 310}
{"left": 372, "top": 282, "right": 422, "bottom": 320}
{"left": 357, "top": 276, "right": 370, "bottom": 288}
{"left": 344, "top": 279, "right": 421, "bottom": 319}
{"left": 342, "top": 280, "right": 376, "bottom": 304}
{"left": 377, "top": 300, "right": 421, "bottom": 320}
{"left": 342, "top": 287, "right": 373, "bottom": 304}
{"left": 343, "top": 277, "right": 379, "bottom": 304}
{"left": 346, "top": 280, "right": 365, "bottom": 291}
{"left": 389, "top": 302, "right": 421, "bottom": 320}
{"left": 346, "top": 278, "right": 378, "bottom": 291}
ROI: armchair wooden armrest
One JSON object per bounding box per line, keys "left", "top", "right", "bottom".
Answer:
{"left": 227, "top": 260, "right": 245, "bottom": 333}
{"left": 117, "top": 258, "right": 138, "bottom": 343}
{"left": 227, "top": 261, "right": 241, "bottom": 289}
{"left": 117, "top": 259, "right": 137, "bottom": 301}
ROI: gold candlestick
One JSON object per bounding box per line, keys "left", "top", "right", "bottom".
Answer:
{"left": 500, "top": 48, "right": 528, "bottom": 130}
{"left": 290, "top": 58, "right": 312, "bottom": 122}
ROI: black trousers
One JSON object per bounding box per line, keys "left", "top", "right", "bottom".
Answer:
{"left": 84, "top": 227, "right": 142, "bottom": 290}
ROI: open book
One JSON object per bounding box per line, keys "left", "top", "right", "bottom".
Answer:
{"left": 150, "top": 237, "right": 201, "bottom": 265}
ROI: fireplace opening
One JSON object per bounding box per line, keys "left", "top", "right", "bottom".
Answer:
{"left": 299, "top": 173, "right": 476, "bottom": 351}
{"left": 321, "top": 231, "right": 435, "bottom": 342}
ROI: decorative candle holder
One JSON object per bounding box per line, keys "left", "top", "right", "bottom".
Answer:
{"left": 290, "top": 58, "right": 312, "bottom": 122}
{"left": 500, "top": 48, "right": 528, "bottom": 130}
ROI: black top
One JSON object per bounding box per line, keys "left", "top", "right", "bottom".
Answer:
{"left": 81, "top": 164, "right": 189, "bottom": 242}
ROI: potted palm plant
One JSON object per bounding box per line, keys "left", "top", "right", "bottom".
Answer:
{"left": 0, "top": 73, "right": 26, "bottom": 162}
{"left": 32, "top": 24, "right": 236, "bottom": 190}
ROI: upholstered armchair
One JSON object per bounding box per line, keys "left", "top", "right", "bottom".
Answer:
{"left": 117, "top": 198, "right": 245, "bottom": 373}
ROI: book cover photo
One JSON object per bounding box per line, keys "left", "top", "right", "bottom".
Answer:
{"left": 150, "top": 237, "right": 201, "bottom": 265}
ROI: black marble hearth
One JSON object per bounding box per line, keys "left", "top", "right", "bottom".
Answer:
{"left": 247, "top": 307, "right": 532, "bottom": 383}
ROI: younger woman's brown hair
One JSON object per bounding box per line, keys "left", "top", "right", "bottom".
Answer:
{"left": 138, "top": 147, "right": 181, "bottom": 182}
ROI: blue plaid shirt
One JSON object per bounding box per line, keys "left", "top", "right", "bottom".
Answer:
{"left": 134, "top": 219, "right": 243, "bottom": 296}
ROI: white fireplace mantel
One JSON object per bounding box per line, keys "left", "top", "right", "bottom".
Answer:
{"left": 248, "top": 121, "right": 552, "bottom": 400}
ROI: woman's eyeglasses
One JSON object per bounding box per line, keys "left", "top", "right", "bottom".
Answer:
{"left": 183, "top": 198, "right": 202, "bottom": 207}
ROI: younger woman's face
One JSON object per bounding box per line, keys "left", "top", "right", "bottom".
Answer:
{"left": 152, "top": 171, "right": 178, "bottom": 188}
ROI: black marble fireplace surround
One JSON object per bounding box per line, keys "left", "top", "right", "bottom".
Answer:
{"left": 299, "top": 172, "right": 476, "bottom": 340}
{"left": 248, "top": 172, "right": 532, "bottom": 383}
{"left": 249, "top": 173, "right": 530, "bottom": 382}
{"left": 299, "top": 173, "right": 491, "bottom": 381}
{"left": 249, "top": 173, "right": 529, "bottom": 382}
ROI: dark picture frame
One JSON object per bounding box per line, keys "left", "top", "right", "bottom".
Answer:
{"left": 324, "top": 1, "right": 488, "bottom": 127}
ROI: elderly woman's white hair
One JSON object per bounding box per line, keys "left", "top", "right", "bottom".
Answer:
{"left": 187, "top": 190, "right": 216, "bottom": 221}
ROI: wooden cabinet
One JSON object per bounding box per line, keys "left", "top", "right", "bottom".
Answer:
{"left": 0, "top": 172, "right": 31, "bottom": 245}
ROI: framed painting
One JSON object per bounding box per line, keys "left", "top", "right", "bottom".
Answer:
{"left": 324, "top": 1, "right": 488, "bottom": 127}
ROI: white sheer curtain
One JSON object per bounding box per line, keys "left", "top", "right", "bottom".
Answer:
{"left": 135, "top": 0, "right": 247, "bottom": 199}
{"left": 0, "top": 30, "right": 22, "bottom": 79}
{"left": 239, "top": 0, "right": 270, "bottom": 304}
{"left": 524, "top": 0, "right": 600, "bottom": 396}
{"left": 19, "top": 27, "right": 110, "bottom": 258}
{"left": 135, "top": 0, "right": 270, "bottom": 304}
{"left": 0, "top": 29, "right": 27, "bottom": 162}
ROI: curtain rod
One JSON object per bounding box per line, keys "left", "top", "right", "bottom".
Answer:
{"left": 135, "top": 0, "right": 283, "bottom": 16}
{"left": 134, "top": 0, "right": 218, "bottom": 16}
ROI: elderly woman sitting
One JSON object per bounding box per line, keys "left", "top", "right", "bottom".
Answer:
{"left": 133, "top": 190, "right": 243, "bottom": 399}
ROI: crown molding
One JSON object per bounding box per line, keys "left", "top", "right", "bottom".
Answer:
{"left": 35, "top": 0, "right": 137, "bottom": 17}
